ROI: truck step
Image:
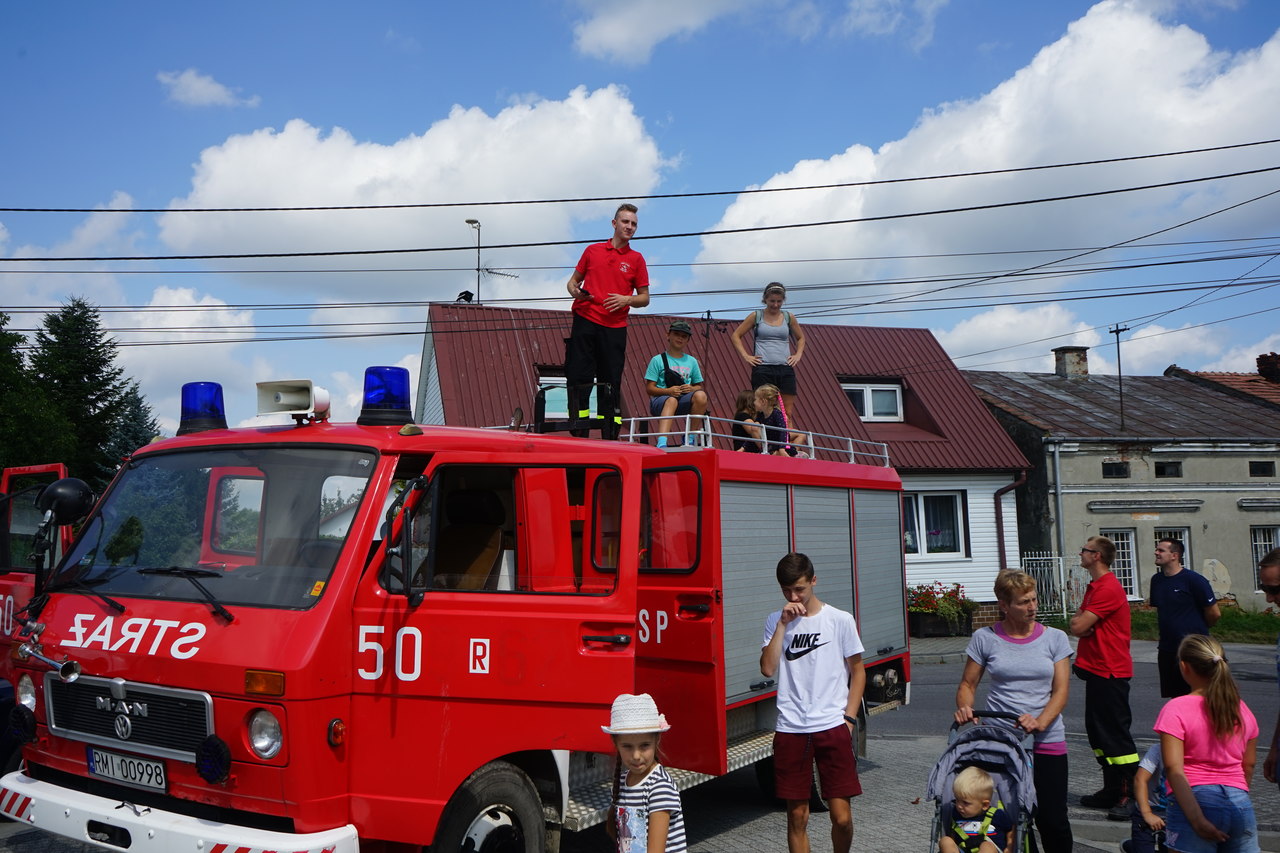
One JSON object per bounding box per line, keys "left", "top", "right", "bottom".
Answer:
{"left": 563, "top": 729, "right": 774, "bottom": 831}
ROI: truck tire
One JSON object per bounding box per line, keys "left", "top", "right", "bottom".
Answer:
{"left": 432, "top": 761, "right": 545, "bottom": 853}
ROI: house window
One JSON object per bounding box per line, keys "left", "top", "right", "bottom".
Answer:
{"left": 1251, "top": 526, "right": 1280, "bottom": 588}
{"left": 841, "top": 382, "right": 903, "bottom": 422}
{"left": 1250, "top": 461, "right": 1275, "bottom": 478}
{"left": 1154, "top": 461, "right": 1182, "bottom": 478}
{"left": 902, "top": 492, "right": 966, "bottom": 557}
{"left": 1100, "top": 528, "right": 1138, "bottom": 596}
{"left": 537, "top": 375, "right": 597, "bottom": 419}
{"left": 1154, "top": 528, "right": 1191, "bottom": 572}
{"left": 1102, "top": 461, "right": 1130, "bottom": 479}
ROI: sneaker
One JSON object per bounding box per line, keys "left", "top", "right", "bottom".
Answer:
{"left": 1106, "top": 798, "right": 1131, "bottom": 821}
{"left": 1080, "top": 788, "right": 1121, "bottom": 809}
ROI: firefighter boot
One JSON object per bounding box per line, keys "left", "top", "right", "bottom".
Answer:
{"left": 1107, "top": 766, "right": 1138, "bottom": 821}
{"left": 1079, "top": 765, "right": 1121, "bottom": 809}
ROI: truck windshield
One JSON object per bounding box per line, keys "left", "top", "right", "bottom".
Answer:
{"left": 52, "top": 445, "right": 378, "bottom": 611}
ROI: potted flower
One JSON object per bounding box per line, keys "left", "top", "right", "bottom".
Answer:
{"left": 907, "top": 581, "right": 977, "bottom": 637}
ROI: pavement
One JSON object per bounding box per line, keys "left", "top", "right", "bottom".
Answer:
{"left": 909, "top": 634, "right": 1280, "bottom": 853}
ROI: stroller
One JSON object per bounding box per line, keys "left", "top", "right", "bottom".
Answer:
{"left": 925, "top": 710, "right": 1037, "bottom": 853}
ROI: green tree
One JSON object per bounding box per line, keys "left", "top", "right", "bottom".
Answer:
{"left": 102, "top": 381, "right": 162, "bottom": 477}
{"left": 0, "top": 312, "right": 75, "bottom": 470}
{"left": 27, "top": 298, "right": 128, "bottom": 490}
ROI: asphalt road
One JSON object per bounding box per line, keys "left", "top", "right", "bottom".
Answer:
{"left": 0, "top": 640, "right": 1274, "bottom": 852}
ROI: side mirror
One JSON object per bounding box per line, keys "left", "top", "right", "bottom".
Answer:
{"left": 36, "top": 478, "right": 95, "bottom": 526}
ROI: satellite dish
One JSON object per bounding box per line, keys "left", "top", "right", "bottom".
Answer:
{"left": 1202, "top": 558, "right": 1231, "bottom": 596}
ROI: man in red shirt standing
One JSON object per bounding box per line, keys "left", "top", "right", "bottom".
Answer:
{"left": 1070, "top": 535, "right": 1139, "bottom": 814}
{"left": 564, "top": 203, "right": 650, "bottom": 439}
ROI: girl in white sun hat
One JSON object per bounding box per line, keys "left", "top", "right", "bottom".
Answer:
{"left": 602, "top": 693, "right": 687, "bottom": 853}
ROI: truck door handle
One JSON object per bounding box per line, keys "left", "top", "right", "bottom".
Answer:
{"left": 583, "top": 634, "right": 631, "bottom": 645}
{"left": 678, "top": 603, "right": 710, "bottom": 614}
{"left": 749, "top": 679, "right": 775, "bottom": 691}
{"left": 877, "top": 645, "right": 896, "bottom": 655}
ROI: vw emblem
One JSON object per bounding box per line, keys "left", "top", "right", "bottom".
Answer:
{"left": 113, "top": 715, "right": 132, "bottom": 740}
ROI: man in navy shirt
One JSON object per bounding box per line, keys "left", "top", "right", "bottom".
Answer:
{"left": 1148, "top": 537, "right": 1219, "bottom": 697}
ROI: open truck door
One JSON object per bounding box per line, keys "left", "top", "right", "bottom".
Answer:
{"left": 633, "top": 459, "right": 726, "bottom": 775}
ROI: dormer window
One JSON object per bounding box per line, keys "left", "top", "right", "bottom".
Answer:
{"left": 841, "top": 382, "right": 903, "bottom": 422}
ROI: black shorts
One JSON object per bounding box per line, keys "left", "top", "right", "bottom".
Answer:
{"left": 751, "top": 363, "right": 797, "bottom": 396}
{"left": 1158, "top": 647, "right": 1191, "bottom": 698}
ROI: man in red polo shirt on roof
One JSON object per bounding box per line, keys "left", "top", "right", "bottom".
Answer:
{"left": 564, "top": 203, "right": 650, "bottom": 439}
{"left": 1070, "top": 535, "right": 1140, "bottom": 817}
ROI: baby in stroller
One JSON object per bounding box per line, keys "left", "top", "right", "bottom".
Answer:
{"left": 927, "top": 712, "right": 1037, "bottom": 853}
{"left": 940, "top": 767, "right": 1013, "bottom": 853}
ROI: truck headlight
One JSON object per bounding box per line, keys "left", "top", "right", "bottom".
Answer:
{"left": 248, "top": 709, "right": 282, "bottom": 759}
{"left": 17, "top": 675, "right": 35, "bottom": 711}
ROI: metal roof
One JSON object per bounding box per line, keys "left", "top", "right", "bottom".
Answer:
{"left": 964, "top": 368, "right": 1280, "bottom": 440}
{"left": 426, "top": 303, "right": 1028, "bottom": 473}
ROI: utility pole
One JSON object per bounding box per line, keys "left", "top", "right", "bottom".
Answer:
{"left": 465, "top": 219, "right": 481, "bottom": 304}
{"left": 1110, "top": 323, "right": 1130, "bottom": 433}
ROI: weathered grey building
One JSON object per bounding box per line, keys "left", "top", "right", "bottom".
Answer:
{"left": 966, "top": 346, "right": 1280, "bottom": 610}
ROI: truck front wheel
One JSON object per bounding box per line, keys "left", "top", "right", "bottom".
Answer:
{"left": 432, "top": 761, "right": 545, "bottom": 853}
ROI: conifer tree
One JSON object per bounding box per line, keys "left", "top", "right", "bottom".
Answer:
{"left": 0, "top": 312, "right": 74, "bottom": 470}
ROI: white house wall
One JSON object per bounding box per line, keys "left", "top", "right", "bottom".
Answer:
{"left": 901, "top": 473, "right": 1020, "bottom": 603}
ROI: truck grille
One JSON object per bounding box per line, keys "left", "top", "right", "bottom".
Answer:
{"left": 45, "top": 674, "right": 213, "bottom": 762}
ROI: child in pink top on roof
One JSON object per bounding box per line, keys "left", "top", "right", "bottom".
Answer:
{"left": 1154, "top": 634, "right": 1260, "bottom": 853}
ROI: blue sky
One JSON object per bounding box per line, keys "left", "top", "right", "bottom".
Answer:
{"left": 3, "top": 0, "right": 1280, "bottom": 430}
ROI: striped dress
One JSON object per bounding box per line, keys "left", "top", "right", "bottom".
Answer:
{"left": 614, "top": 763, "right": 687, "bottom": 853}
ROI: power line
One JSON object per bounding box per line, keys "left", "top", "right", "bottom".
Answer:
{"left": 5, "top": 165, "right": 1279, "bottom": 263}
{"left": 4, "top": 137, "right": 1277, "bottom": 214}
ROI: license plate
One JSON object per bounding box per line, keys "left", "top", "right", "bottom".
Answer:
{"left": 87, "top": 747, "right": 167, "bottom": 791}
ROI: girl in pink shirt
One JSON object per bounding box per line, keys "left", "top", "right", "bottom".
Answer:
{"left": 1154, "top": 634, "right": 1259, "bottom": 853}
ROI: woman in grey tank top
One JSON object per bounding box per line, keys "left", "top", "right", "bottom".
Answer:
{"left": 730, "top": 282, "right": 808, "bottom": 419}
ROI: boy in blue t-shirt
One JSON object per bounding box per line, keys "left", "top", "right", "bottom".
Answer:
{"left": 643, "top": 320, "right": 708, "bottom": 447}
{"left": 1120, "top": 744, "right": 1168, "bottom": 853}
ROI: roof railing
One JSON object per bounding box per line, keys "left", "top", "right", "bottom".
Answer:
{"left": 624, "top": 413, "right": 891, "bottom": 467}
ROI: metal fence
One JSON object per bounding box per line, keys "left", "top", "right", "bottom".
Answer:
{"left": 1018, "top": 551, "right": 1088, "bottom": 622}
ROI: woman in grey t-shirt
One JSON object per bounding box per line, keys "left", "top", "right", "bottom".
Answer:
{"left": 955, "top": 571, "right": 1073, "bottom": 853}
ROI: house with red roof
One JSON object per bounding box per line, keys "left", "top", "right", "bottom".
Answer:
{"left": 415, "top": 303, "right": 1029, "bottom": 605}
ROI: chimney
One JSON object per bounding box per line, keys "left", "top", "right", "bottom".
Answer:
{"left": 1052, "top": 346, "right": 1089, "bottom": 378}
{"left": 1258, "top": 352, "right": 1280, "bottom": 382}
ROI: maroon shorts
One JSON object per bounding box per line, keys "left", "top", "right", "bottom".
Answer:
{"left": 773, "top": 724, "right": 862, "bottom": 801}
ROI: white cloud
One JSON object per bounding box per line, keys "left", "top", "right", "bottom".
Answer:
{"left": 933, "top": 304, "right": 1103, "bottom": 372}
{"left": 1202, "top": 332, "right": 1280, "bottom": 372}
{"left": 158, "top": 85, "right": 665, "bottom": 308}
{"left": 571, "top": 0, "right": 750, "bottom": 64}
{"left": 835, "top": 0, "right": 953, "bottom": 48}
{"left": 157, "top": 69, "right": 261, "bottom": 108}
{"left": 693, "top": 0, "right": 1280, "bottom": 368}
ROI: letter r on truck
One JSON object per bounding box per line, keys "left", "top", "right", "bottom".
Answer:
{"left": 469, "top": 638, "right": 490, "bottom": 674}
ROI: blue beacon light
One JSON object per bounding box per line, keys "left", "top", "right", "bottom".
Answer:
{"left": 357, "top": 366, "right": 414, "bottom": 426}
{"left": 177, "top": 382, "right": 229, "bottom": 435}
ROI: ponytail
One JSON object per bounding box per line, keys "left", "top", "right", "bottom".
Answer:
{"left": 1178, "top": 634, "right": 1242, "bottom": 739}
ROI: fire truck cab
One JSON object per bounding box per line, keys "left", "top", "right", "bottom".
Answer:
{"left": 0, "top": 368, "right": 909, "bottom": 852}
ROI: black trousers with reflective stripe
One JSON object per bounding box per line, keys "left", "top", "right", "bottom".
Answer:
{"left": 1075, "top": 665, "right": 1139, "bottom": 769}
{"left": 565, "top": 313, "right": 627, "bottom": 426}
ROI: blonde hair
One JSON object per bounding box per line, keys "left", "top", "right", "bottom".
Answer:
{"left": 754, "top": 383, "right": 781, "bottom": 409}
{"left": 993, "top": 570, "right": 1036, "bottom": 604}
{"left": 1178, "top": 634, "right": 1243, "bottom": 739}
{"left": 953, "top": 766, "right": 994, "bottom": 802}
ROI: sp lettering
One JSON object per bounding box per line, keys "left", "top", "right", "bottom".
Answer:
{"left": 637, "top": 609, "right": 669, "bottom": 644}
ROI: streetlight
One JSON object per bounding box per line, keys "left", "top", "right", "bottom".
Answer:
{"left": 465, "top": 219, "right": 481, "bottom": 304}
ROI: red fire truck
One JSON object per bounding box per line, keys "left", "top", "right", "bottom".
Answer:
{"left": 0, "top": 367, "right": 909, "bottom": 852}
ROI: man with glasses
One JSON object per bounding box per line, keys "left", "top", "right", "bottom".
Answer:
{"left": 1071, "top": 536, "right": 1139, "bottom": 814}
{"left": 1149, "top": 537, "right": 1219, "bottom": 698}
{"left": 1260, "top": 549, "right": 1280, "bottom": 788}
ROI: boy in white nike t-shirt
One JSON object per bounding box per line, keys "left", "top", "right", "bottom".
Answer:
{"left": 761, "top": 552, "right": 866, "bottom": 853}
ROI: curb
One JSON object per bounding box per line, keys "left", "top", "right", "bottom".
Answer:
{"left": 1070, "top": 818, "right": 1280, "bottom": 853}
{"left": 910, "top": 652, "right": 968, "bottom": 666}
